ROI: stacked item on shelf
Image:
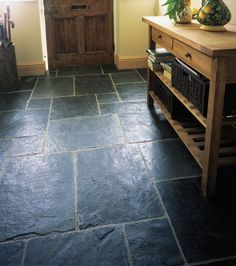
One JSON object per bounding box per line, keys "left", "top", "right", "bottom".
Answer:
{"left": 146, "top": 48, "right": 174, "bottom": 72}
{"left": 160, "top": 61, "right": 172, "bottom": 80}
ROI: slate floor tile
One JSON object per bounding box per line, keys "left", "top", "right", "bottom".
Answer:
{"left": 137, "top": 68, "right": 148, "bottom": 81}
{"left": 0, "top": 153, "right": 74, "bottom": 241}
{"left": 18, "top": 76, "right": 37, "bottom": 91}
{"left": 76, "top": 65, "right": 102, "bottom": 75}
{"left": 100, "top": 101, "right": 148, "bottom": 115}
{"left": 10, "top": 135, "right": 45, "bottom": 156}
{"left": 50, "top": 95, "right": 99, "bottom": 120}
{"left": 111, "top": 72, "right": 143, "bottom": 84}
{"left": 0, "top": 110, "right": 49, "bottom": 139}
{"left": 97, "top": 93, "right": 120, "bottom": 103}
{"left": 27, "top": 98, "right": 51, "bottom": 109}
{"left": 47, "top": 115, "right": 125, "bottom": 152}
{"left": 116, "top": 83, "right": 146, "bottom": 101}
{"left": 101, "top": 64, "right": 127, "bottom": 73}
{"left": 119, "top": 110, "right": 177, "bottom": 143}
{"left": 24, "top": 226, "right": 128, "bottom": 266}
{"left": 125, "top": 219, "right": 184, "bottom": 266}
{"left": 32, "top": 77, "right": 74, "bottom": 98}
{"left": 76, "top": 145, "right": 164, "bottom": 229}
{"left": 75, "top": 74, "right": 114, "bottom": 95}
{"left": 157, "top": 178, "right": 236, "bottom": 263}
{"left": 140, "top": 139, "right": 201, "bottom": 181}
{"left": 0, "top": 241, "right": 25, "bottom": 266}
{"left": 0, "top": 91, "right": 31, "bottom": 111}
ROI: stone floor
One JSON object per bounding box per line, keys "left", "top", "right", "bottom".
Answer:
{"left": 0, "top": 65, "right": 236, "bottom": 266}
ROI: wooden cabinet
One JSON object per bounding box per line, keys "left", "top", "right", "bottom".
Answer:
{"left": 142, "top": 16, "right": 236, "bottom": 197}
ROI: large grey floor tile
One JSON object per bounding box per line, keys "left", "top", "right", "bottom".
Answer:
{"left": 51, "top": 95, "right": 99, "bottom": 120}
{"left": 47, "top": 115, "right": 125, "bottom": 152}
{"left": 111, "top": 72, "right": 143, "bottom": 84}
{"left": 27, "top": 98, "right": 51, "bottom": 109}
{"left": 24, "top": 227, "right": 128, "bottom": 266}
{"left": 0, "top": 110, "right": 49, "bottom": 139}
{"left": 76, "top": 145, "right": 164, "bottom": 229}
{"left": 126, "top": 219, "right": 184, "bottom": 266}
{"left": 140, "top": 139, "right": 201, "bottom": 181}
{"left": 158, "top": 178, "right": 236, "bottom": 263}
{"left": 32, "top": 77, "right": 74, "bottom": 98}
{"left": 100, "top": 101, "right": 148, "bottom": 115}
{"left": 0, "top": 153, "right": 75, "bottom": 241}
{"left": 75, "top": 74, "right": 115, "bottom": 94}
{"left": 0, "top": 91, "right": 31, "bottom": 111}
{"left": 119, "top": 110, "right": 177, "bottom": 143}
{"left": 116, "top": 83, "right": 146, "bottom": 101}
{"left": 97, "top": 93, "right": 120, "bottom": 103}
{"left": 101, "top": 64, "right": 128, "bottom": 73}
{"left": 0, "top": 241, "right": 25, "bottom": 266}
{"left": 9, "top": 135, "right": 45, "bottom": 156}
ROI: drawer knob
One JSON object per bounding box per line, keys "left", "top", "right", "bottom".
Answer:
{"left": 157, "top": 35, "right": 162, "bottom": 39}
{"left": 185, "top": 52, "right": 192, "bottom": 59}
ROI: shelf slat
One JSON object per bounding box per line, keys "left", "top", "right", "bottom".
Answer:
{"left": 153, "top": 70, "right": 207, "bottom": 128}
{"left": 150, "top": 90, "right": 236, "bottom": 168}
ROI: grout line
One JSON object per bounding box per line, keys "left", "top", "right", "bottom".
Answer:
{"left": 135, "top": 69, "right": 146, "bottom": 82}
{"left": 42, "top": 98, "right": 53, "bottom": 153}
{"left": 73, "top": 76, "right": 76, "bottom": 96}
{"left": 137, "top": 144, "right": 188, "bottom": 265}
{"left": 154, "top": 175, "right": 201, "bottom": 183}
{"left": 1, "top": 138, "right": 182, "bottom": 159}
{"left": 154, "top": 185, "right": 187, "bottom": 265}
{"left": 72, "top": 151, "right": 79, "bottom": 231}
{"left": 188, "top": 255, "right": 236, "bottom": 265}
{"left": 55, "top": 69, "right": 59, "bottom": 77}
{"left": 21, "top": 240, "right": 27, "bottom": 266}
{"left": 25, "top": 76, "right": 39, "bottom": 110}
{"left": 0, "top": 89, "right": 33, "bottom": 95}
{"left": 100, "top": 65, "right": 104, "bottom": 74}
{"left": 95, "top": 94, "right": 101, "bottom": 116}
{"left": 115, "top": 114, "right": 129, "bottom": 144}
{"left": 0, "top": 216, "right": 166, "bottom": 245}
{"left": 122, "top": 225, "right": 134, "bottom": 266}
{"left": 109, "top": 73, "right": 123, "bottom": 102}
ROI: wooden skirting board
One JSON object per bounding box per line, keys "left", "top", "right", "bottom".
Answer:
{"left": 17, "top": 61, "right": 46, "bottom": 77}
{"left": 115, "top": 55, "right": 147, "bottom": 69}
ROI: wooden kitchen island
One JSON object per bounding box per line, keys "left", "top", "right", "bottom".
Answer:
{"left": 142, "top": 16, "right": 236, "bottom": 197}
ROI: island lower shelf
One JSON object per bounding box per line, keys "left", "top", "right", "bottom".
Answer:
{"left": 149, "top": 90, "right": 236, "bottom": 168}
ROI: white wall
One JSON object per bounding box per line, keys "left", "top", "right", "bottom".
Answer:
{"left": 0, "top": 1, "right": 44, "bottom": 65}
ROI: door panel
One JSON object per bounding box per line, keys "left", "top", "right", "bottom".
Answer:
{"left": 44, "top": 0, "right": 114, "bottom": 69}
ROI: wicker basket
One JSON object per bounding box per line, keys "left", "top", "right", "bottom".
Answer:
{"left": 172, "top": 60, "right": 209, "bottom": 116}
{"left": 0, "top": 45, "right": 18, "bottom": 92}
{"left": 154, "top": 76, "right": 191, "bottom": 120}
{"left": 172, "top": 60, "right": 236, "bottom": 117}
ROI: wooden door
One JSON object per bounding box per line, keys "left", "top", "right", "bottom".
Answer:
{"left": 44, "top": 0, "right": 114, "bottom": 69}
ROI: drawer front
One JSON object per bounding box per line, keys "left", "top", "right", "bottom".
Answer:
{"left": 152, "top": 28, "right": 173, "bottom": 51}
{"left": 173, "top": 39, "right": 212, "bottom": 78}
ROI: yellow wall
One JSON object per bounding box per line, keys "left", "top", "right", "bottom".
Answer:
{"left": 0, "top": 1, "right": 43, "bottom": 66}
{"left": 114, "top": 0, "right": 155, "bottom": 57}
{"left": 225, "top": 0, "right": 236, "bottom": 24}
